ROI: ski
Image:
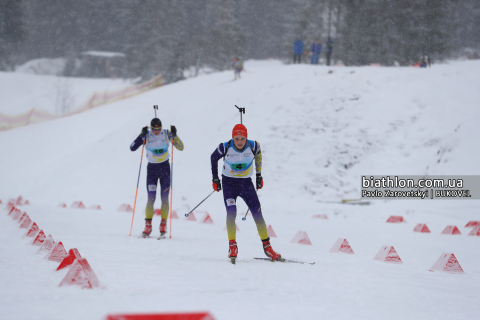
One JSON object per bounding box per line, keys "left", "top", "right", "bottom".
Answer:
{"left": 253, "top": 257, "right": 315, "bottom": 265}
{"left": 157, "top": 235, "right": 167, "bottom": 240}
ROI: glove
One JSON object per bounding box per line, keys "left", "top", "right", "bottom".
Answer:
{"left": 212, "top": 177, "right": 222, "bottom": 192}
{"left": 140, "top": 126, "right": 148, "bottom": 137}
{"left": 256, "top": 173, "right": 263, "bottom": 189}
{"left": 170, "top": 125, "right": 177, "bottom": 138}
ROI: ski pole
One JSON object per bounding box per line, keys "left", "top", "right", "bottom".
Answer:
{"left": 185, "top": 191, "right": 215, "bottom": 217}
{"left": 129, "top": 140, "right": 146, "bottom": 236}
{"left": 169, "top": 138, "right": 174, "bottom": 239}
{"left": 234, "top": 105, "right": 245, "bottom": 124}
{"left": 242, "top": 188, "right": 258, "bottom": 221}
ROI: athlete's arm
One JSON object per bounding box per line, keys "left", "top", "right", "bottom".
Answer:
{"left": 254, "top": 141, "right": 262, "bottom": 174}
{"left": 130, "top": 134, "right": 145, "bottom": 151}
{"left": 167, "top": 130, "right": 184, "bottom": 151}
{"left": 211, "top": 143, "right": 225, "bottom": 178}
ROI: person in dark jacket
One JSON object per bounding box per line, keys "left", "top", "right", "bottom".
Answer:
{"left": 420, "top": 53, "right": 431, "bottom": 68}
{"left": 325, "top": 36, "right": 334, "bottom": 66}
{"left": 311, "top": 40, "right": 322, "bottom": 64}
{"left": 293, "top": 37, "right": 304, "bottom": 64}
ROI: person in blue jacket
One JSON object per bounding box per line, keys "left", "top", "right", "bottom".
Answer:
{"left": 210, "top": 124, "right": 282, "bottom": 263}
{"left": 130, "top": 118, "right": 184, "bottom": 237}
{"left": 311, "top": 39, "right": 322, "bottom": 64}
{"left": 293, "top": 37, "right": 304, "bottom": 64}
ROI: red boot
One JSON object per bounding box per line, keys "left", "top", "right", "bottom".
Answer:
{"left": 228, "top": 240, "right": 238, "bottom": 259}
{"left": 262, "top": 239, "right": 282, "bottom": 261}
{"left": 160, "top": 219, "right": 167, "bottom": 236}
{"left": 142, "top": 219, "right": 152, "bottom": 237}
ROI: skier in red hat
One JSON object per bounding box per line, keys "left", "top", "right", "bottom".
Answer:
{"left": 210, "top": 123, "right": 282, "bottom": 264}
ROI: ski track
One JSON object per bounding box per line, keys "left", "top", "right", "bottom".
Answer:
{"left": 1, "top": 60, "right": 479, "bottom": 320}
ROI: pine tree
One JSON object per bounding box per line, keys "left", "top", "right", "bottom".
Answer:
{"left": 204, "top": 0, "right": 245, "bottom": 70}
{"left": 0, "top": 0, "right": 26, "bottom": 70}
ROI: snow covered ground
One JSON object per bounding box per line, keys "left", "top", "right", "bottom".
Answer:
{"left": 0, "top": 71, "right": 132, "bottom": 115}
{"left": 1, "top": 60, "right": 479, "bottom": 320}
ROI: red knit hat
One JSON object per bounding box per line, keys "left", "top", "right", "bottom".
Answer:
{"left": 232, "top": 124, "right": 247, "bottom": 138}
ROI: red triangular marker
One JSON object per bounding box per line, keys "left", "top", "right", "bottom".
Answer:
{"left": 71, "top": 201, "right": 86, "bottom": 209}
{"left": 186, "top": 212, "right": 197, "bottom": 221}
{"left": 441, "top": 225, "right": 461, "bottom": 235}
{"left": 26, "top": 222, "right": 39, "bottom": 237}
{"left": 172, "top": 210, "right": 179, "bottom": 219}
{"left": 329, "top": 238, "right": 354, "bottom": 254}
{"left": 465, "top": 221, "right": 480, "bottom": 227}
{"left": 38, "top": 235, "right": 55, "bottom": 254}
{"left": 311, "top": 214, "right": 328, "bottom": 219}
{"left": 7, "top": 206, "right": 16, "bottom": 216}
{"left": 18, "top": 212, "right": 27, "bottom": 223}
{"left": 57, "top": 248, "right": 82, "bottom": 270}
{"left": 59, "top": 258, "right": 99, "bottom": 289}
{"left": 413, "top": 223, "right": 431, "bottom": 233}
{"left": 47, "top": 242, "right": 68, "bottom": 262}
{"left": 290, "top": 231, "right": 312, "bottom": 245}
{"left": 32, "top": 230, "right": 46, "bottom": 246}
{"left": 374, "top": 245, "right": 402, "bottom": 263}
{"left": 58, "top": 203, "right": 67, "bottom": 208}
{"left": 468, "top": 226, "right": 480, "bottom": 236}
{"left": 429, "top": 252, "right": 464, "bottom": 273}
{"left": 267, "top": 225, "right": 277, "bottom": 238}
{"left": 202, "top": 213, "right": 214, "bottom": 224}
{"left": 386, "top": 215, "right": 404, "bottom": 223}
{"left": 13, "top": 209, "right": 23, "bottom": 220}
{"left": 20, "top": 215, "right": 32, "bottom": 228}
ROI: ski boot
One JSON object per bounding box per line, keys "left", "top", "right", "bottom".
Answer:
{"left": 228, "top": 240, "right": 238, "bottom": 264}
{"left": 141, "top": 219, "right": 152, "bottom": 237}
{"left": 262, "top": 239, "right": 282, "bottom": 261}
{"left": 160, "top": 219, "right": 167, "bottom": 237}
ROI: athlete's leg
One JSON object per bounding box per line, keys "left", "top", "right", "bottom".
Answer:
{"left": 222, "top": 176, "right": 240, "bottom": 241}
{"left": 239, "top": 178, "right": 269, "bottom": 240}
{"left": 145, "top": 163, "right": 159, "bottom": 220}
{"left": 158, "top": 161, "right": 171, "bottom": 220}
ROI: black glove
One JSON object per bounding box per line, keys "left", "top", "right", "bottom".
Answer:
{"left": 256, "top": 173, "right": 263, "bottom": 189}
{"left": 140, "top": 126, "right": 148, "bottom": 137}
{"left": 212, "top": 177, "right": 222, "bottom": 191}
{"left": 170, "top": 125, "right": 177, "bottom": 138}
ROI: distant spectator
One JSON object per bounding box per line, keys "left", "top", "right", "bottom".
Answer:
{"left": 420, "top": 53, "right": 431, "bottom": 68}
{"left": 293, "top": 37, "right": 304, "bottom": 64}
{"left": 311, "top": 39, "right": 322, "bottom": 64}
{"left": 325, "top": 36, "right": 334, "bottom": 66}
{"left": 233, "top": 57, "right": 243, "bottom": 80}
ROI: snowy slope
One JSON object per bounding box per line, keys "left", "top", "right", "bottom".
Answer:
{"left": 1, "top": 60, "right": 480, "bottom": 320}
{"left": 0, "top": 71, "right": 132, "bottom": 115}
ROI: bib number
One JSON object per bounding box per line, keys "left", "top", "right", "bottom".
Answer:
{"left": 153, "top": 148, "right": 165, "bottom": 155}
{"left": 231, "top": 163, "right": 246, "bottom": 170}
